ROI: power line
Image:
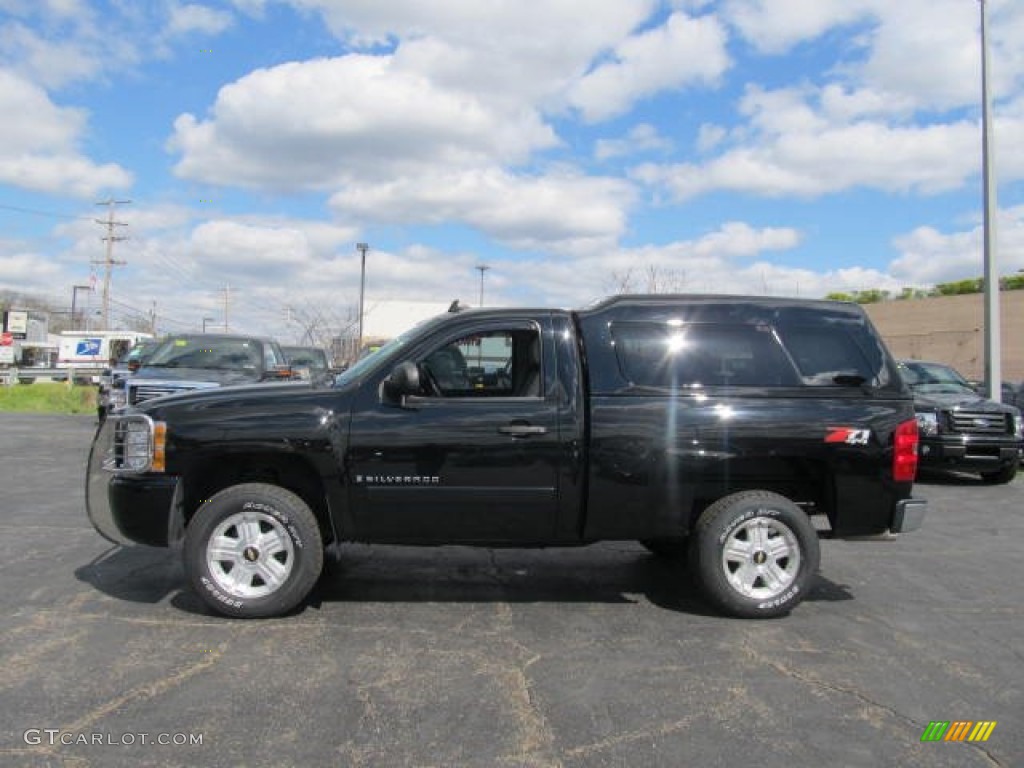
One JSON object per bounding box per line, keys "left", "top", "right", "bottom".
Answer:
{"left": 0, "top": 203, "right": 94, "bottom": 221}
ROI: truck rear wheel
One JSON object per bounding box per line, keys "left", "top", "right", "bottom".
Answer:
{"left": 690, "top": 490, "right": 819, "bottom": 619}
{"left": 183, "top": 483, "right": 323, "bottom": 618}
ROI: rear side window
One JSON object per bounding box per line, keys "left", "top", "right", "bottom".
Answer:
{"left": 774, "top": 318, "right": 888, "bottom": 386}
{"left": 610, "top": 322, "right": 801, "bottom": 389}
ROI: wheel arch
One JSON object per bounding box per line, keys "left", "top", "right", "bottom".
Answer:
{"left": 181, "top": 452, "right": 336, "bottom": 545}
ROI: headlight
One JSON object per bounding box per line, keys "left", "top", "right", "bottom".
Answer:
{"left": 121, "top": 420, "right": 152, "bottom": 472}
{"left": 1014, "top": 413, "right": 1023, "bottom": 439}
{"left": 105, "top": 415, "right": 166, "bottom": 474}
{"left": 915, "top": 412, "right": 939, "bottom": 436}
{"left": 111, "top": 388, "right": 127, "bottom": 409}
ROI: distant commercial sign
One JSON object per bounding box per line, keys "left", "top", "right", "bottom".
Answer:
{"left": 76, "top": 338, "right": 102, "bottom": 357}
{"left": 3, "top": 310, "right": 29, "bottom": 339}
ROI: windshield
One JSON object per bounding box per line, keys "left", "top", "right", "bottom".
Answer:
{"left": 899, "top": 361, "right": 975, "bottom": 395}
{"left": 333, "top": 314, "right": 448, "bottom": 386}
{"left": 123, "top": 341, "right": 158, "bottom": 365}
{"left": 145, "top": 337, "right": 262, "bottom": 372}
{"left": 282, "top": 346, "right": 328, "bottom": 370}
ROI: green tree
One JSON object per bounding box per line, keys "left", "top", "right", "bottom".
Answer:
{"left": 934, "top": 278, "right": 983, "bottom": 296}
{"left": 1001, "top": 274, "right": 1024, "bottom": 291}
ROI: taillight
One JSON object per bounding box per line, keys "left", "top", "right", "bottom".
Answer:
{"left": 893, "top": 419, "right": 919, "bottom": 482}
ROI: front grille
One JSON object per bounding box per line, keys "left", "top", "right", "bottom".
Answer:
{"left": 949, "top": 410, "right": 1011, "bottom": 436}
{"left": 130, "top": 384, "right": 185, "bottom": 404}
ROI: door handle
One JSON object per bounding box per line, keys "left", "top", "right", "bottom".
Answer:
{"left": 498, "top": 424, "right": 547, "bottom": 437}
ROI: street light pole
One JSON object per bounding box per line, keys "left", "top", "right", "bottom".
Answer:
{"left": 476, "top": 264, "right": 490, "bottom": 307}
{"left": 980, "top": 0, "right": 1001, "bottom": 401}
{"left": 356, "top": 242, "right": 369, "bottom": 356}
{"left": 202, "top": 317, "right": 215, "bottom": 333}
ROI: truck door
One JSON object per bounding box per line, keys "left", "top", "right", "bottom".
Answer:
{"left": 346, "top": 318, "right": 562, "bottom": 543}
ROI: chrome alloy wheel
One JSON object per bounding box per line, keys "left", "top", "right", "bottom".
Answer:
{"left": 720, "top": 515, "right": 801, "bottom": 600}
{"left": 205, "top": 511, "right": 295, "bottom": 599}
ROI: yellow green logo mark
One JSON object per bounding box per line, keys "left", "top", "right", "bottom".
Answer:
{"left": 921, "top": 721, "right": 997, "bottom": 742}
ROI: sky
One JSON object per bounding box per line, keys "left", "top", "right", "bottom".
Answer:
{"left": 1, "top": 0, "right": 1023, "bottom": 343}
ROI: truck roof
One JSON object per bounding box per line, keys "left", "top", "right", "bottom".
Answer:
{"left": 580, "top": 294, "right": 861, "bottom": 312}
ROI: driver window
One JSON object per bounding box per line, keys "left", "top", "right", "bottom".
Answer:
{"left": 421, "top": 329, "right": 541, "bottom": 397}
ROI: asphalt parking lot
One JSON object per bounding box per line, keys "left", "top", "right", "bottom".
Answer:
{"left": 0, "top": 413, "right": 1020, "bottom": 768}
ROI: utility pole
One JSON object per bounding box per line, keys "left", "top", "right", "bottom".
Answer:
{"left": 94, "top": 199, "right": 130, "bottom": 330}
{"left": 356, "top": 243, "right": 369, "bottom": 355}
{"left": 476, "top": 264, "right": 490, "bottom": 307}
{"left": 979, "top": 0, "right": 1001, "bottom": 401}
{"left": 223, "top": 285, "right": 231, "bottom": 332}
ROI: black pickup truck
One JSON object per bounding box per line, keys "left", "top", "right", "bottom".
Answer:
{"left": 86, "top": 295, "right": 926, "bottom": 619}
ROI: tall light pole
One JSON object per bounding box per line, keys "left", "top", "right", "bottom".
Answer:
{"left": 476, "top": 264, "right": 490, "bottom": 307}
{"left": 202, "top": 317, "right": 216, "bottom": 333}
{"left": 356, "top": 242, "right": 369, "bottom": 355}
{"left": 980, "top": 0, "right": 1001, "bottom": 401}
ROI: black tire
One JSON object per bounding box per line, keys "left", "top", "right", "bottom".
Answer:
{"left": 639, "top": 538, "right": 689, "bottom": 561}
{"left": 183, "top": 483, "right": 324, "bottom": 618}
{"left": 980, "top": 460, "right": 1018, "bottom": 485}
{"left": 690, "top": 490, "right": 819, "bottom": 619}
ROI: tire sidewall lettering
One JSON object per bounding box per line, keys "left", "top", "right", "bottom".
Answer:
{"left": 199, "top": 575, "right": 243, "bottom": 609}
{"left": 718, "top": 506, "right": 782, "bottom": 546}
{"left": 757, "top": 585, "right": 800, "bottom": 611}
{"left": 241, "top": 499, "right": 304, "bottom": 549}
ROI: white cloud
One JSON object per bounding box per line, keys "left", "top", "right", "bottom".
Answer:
{"left": 329, "top": 167, "right": 634, "bottom": 252}
{"left": 726, "top": 0, "right": 1024, "bottom": 113}
{"left": 0, "top": 70, "right": 132, "bottom": 196}
{"left": 568, "top": 11, "right": 730, "bottom": 122}
{"left": 489, "top": 222, "right": 826, "bottom": 308}
{"left": 0, "top": 252, "right": 64, "bottom": 293}
{"left": 695, "top": 123, "right": 727, "bottom": 153}
{"left": 0, "top": 21, "right": 103, "bottom": 89}
{"left": 723, "top": 0, "right": 875, "bottom": 55}
{"left": 595, "top": 124, "right": 673, "bottom": 161}
{"left": 166, "top": 3, "right": 234, "bottom": 37}
{"left": 169, "top": 55, "right": 558, "bottom": 190}
{"left": 891, "top": 205, "right": 1024, "bottom": 285}
{"left": 630, "top": 84, "right": 1016, "bottom": 201}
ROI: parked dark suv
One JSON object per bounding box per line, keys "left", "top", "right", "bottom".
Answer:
{"left": 898, "top": 360, "right": 1023, "bottom": 484}
{"left": 123, "top": 333, "right": 296, "bottom": 407}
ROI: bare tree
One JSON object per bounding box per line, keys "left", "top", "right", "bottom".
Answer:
{"left": 607, "top": 265, "right": 688, "bottom": 294}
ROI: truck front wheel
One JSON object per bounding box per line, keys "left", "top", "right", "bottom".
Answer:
{"left": 183, "top": 483, "right": 324, "bottom": 618}
{"left": 690, "top": 490, "right": 819, "bottom": 619}
{"left": 980, "top": 459, "right": 1018, "bottom": 485}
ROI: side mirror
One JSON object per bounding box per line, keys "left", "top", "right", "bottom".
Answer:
{"left": 383, "top": 361, "right": 421, "bottom": 402}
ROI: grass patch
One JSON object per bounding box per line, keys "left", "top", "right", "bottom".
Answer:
{"left": 0, "top": 382, "right": 97, "bottom": 414}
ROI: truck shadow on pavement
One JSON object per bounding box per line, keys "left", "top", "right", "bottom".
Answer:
{"left": 76, "top": 542, "right": 854, "bottom": 619}
{"left": 75, "top": 544, "right": 183, "bottom": 605}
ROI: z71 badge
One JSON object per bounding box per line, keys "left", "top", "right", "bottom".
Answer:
{"left": 825, "top": 427, "right": 872, "bottom": 445}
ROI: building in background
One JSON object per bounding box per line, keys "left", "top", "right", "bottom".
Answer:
{"left": 865, "top": 291, "right": 1023, "bottom": 381}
